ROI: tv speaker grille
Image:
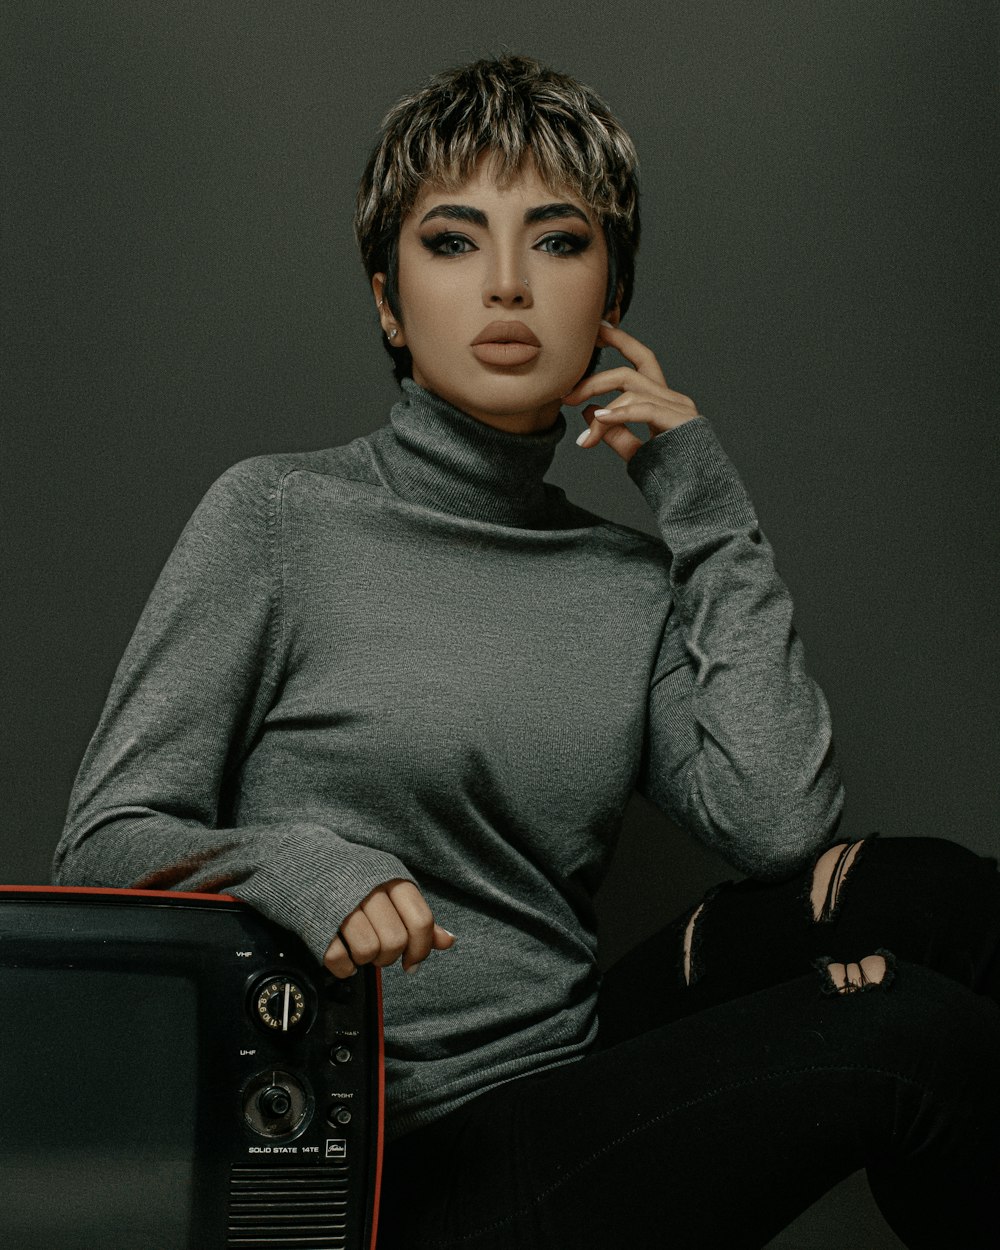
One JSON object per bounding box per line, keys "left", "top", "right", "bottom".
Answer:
{"left": 227, "top": 1165, "right": 351, "bottom": 1248}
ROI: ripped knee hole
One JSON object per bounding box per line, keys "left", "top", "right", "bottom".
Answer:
{"left": 817, "top": 950, "right": 896, "bottom": 994}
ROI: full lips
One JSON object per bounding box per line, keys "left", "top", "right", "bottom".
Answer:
{"left": 471, "top": 342, "right": 541, "bottom": 366}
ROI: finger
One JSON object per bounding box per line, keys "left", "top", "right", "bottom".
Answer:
{"left": 384, "top": 880, "right": 435, "bottom": 970}
{"left": 594, "top": 321, "right": 668, "bottom": 387}
{"left": 323, "top": 933, "right": 360, "bottom": 980}
{"left": 562, "top": 366, "right": 667, "bottom": 409}
{"left": 386, "top": 884, "right": 458, "bottom": 970}
{"left": 579, "top": 397, "right": 698, "bottom": 446}
{"left": 359, "top": 888, "right": 410, "bottom": 967}
{"left": 339, "top": 907, "right": 382, "bottom": 967}
{"left": 432, "top": 922, "right": 457, "bottom": 950}
{"left": 562, "top": 362, "right": 655, "bottom": 405}
{"left": 576, "top": 405, "right": 643, "bottom": 460}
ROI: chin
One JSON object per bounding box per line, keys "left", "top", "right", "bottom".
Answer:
{"left": 473, "top": 378, "right": 567, "bottom": 417}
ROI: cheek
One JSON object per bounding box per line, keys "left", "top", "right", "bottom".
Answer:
{"left": 548, "top": 289, "right": 604, "bottom": 353}
{"left": 551, "top": 263, "right": 608, "bottom": 325}
{"left": 397, "top": 268, "right": 462, "bottom": 344}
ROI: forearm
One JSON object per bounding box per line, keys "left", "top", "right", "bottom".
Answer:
{"left": 630, "top": 419, "right": 845, "bottom": 876}
{"left": 54, "top": 806, "right": 416, "bottom": 965}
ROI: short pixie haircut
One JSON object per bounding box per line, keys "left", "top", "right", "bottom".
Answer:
{"left": 353, "top": 54, "right": 642, "bottom": 387}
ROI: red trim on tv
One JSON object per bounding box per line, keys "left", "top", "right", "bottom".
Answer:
{"left": 0, "top": 884, "right": 239, "bottom": 902}
{"left": 370, "top": 964, "right": 385, "bottom": 1249}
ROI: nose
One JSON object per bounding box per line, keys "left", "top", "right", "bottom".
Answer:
{"left": 482, "top": 248, "right": 534, "bottom": 308}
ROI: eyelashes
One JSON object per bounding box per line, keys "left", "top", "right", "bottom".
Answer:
{"left": 419, "top": 231, "right": 591, "bottom": 258}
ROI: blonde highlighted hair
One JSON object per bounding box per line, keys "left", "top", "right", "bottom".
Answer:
{"left": 353, "top": 53, "right": 642, "bottom": 386}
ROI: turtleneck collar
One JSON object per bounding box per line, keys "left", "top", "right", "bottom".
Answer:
{"left": 366, "top": 377, "right": 568, "bottom": 528}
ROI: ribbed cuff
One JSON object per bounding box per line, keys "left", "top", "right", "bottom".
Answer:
{"left": 626, "top": 416, "right": 758, "bottom": 549}
{"left": 228, "top": 825, "right": 419, "bottom": 967}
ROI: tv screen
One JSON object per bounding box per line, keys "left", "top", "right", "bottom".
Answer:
{"left": 0, "top": 967, "right": 198, "bottom": 1250}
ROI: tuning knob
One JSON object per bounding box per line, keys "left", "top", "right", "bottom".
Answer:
{"left": 259, "top": 1085, "right": 293, "bottom": 1119}
{"left": 242, "top": 1069, "right": 311, "bottom": 1138}
{"left": 251, "top": 975, "right": 308, "bottom": 1033}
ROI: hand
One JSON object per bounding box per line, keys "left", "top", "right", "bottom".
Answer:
{"left": 323, "top": 878, "right": 456, "bottom": 979}
{"left": 561, "top": 322, "right": 701, "bottom": 463}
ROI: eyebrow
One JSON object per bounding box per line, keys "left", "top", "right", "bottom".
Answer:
{"left": 418, "top": 202, "right": 592, "bottom": 228}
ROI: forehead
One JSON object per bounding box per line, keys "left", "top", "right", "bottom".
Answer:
{"left": 408, "top": 151, "right": 589, "bottom": 218}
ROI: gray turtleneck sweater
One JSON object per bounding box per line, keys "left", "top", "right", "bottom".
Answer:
{"left": 54, "top": 377, "right": 844, "bottom": 1142}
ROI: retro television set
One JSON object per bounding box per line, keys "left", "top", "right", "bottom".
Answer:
{"left": 0, "top": 885, "right": 383, "bottom": 1250}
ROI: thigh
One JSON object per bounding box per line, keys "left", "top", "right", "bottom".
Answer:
{"left": 376, "top": 962, "right": 1000, "bottom": 1250}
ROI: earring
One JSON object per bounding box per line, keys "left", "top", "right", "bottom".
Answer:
{"left": 378, "top": 299, "right": 397, "bottom": 340}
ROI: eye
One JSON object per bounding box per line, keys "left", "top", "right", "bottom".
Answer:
{"left": 538, "top": 232, "right": 590, "bottom": 257}
{"left": 419, "top": 231, "right": 591, "bottom": 258}
{"left": 421, "top": 232, "right": 474, "bottom": 256}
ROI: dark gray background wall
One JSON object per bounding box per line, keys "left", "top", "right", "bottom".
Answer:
{"left": 4, "top": 3, "right": 997, "bottom": 1246}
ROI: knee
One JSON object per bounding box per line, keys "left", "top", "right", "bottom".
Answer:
{"left": 818, "top": 951, "right": 894, "bottom": 994}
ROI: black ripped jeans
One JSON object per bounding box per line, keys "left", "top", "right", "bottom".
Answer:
{"left": 375, "top": 836, "right": 1000, "bottom": 1249}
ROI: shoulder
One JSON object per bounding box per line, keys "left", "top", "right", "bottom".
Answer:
{"left": 545, "top": 483, "right": 669, "bottom": 561}
{"left": 198, "top": 437, "right": 382, "bottom": 519}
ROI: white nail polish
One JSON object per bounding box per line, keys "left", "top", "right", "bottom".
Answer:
{"left": 600, "top": 319, "right": 614, "bottom": 328}
{"left": 405, "top": 962, "right": 421, "bottom": 974}
{"left": 575, "top": 428, "right": 590, "bottom": 446}
{"left": 593, "top": 408, "right": 612, "bottom": 418}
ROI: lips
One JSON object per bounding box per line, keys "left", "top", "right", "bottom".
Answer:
{"left": 470, "top": 320, "right": 541, "bottom": 367}
{"left": 470, "top": 320, "right": 541, "bottom": 347}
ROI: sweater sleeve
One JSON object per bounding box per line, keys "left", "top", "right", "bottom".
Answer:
{"left": 626, "top": 417, "right": 845, "bottom": 879}
{"left": 52, "top": 457, "right": 418, "bottom": 965}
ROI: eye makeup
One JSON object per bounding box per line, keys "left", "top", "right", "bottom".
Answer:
{"left": 419, "top": 231, "right": 592, "bottom": 257}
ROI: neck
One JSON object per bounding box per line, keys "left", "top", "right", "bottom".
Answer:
{"left": 410, "top": 370, "right": 563, "bottom": 434}
{"left": 366, "top": 377, "right": 568, "bottom": 528}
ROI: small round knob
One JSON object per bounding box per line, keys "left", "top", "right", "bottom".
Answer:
{"left": 327, "top": 1104, "right": 352, "bottom": 1127}
{"left": 259, "top": 1085, "right": 292, "bottom": 1119}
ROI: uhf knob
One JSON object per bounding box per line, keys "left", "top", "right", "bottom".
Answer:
{"left": 259, "top": 1085, "right": 292, "bottom": 1119}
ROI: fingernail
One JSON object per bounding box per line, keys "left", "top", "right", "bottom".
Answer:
{"left": 593, "top": 408, "right": 612, "bottom": 418}
{"left": 600, "top": 319, "right": 614, "bottom": 328}
{"left": 575, "top": 428, "right": 590, "bottom": 446}
{"left": 442, "top": 929, "right": 457, "bottom": 938}
{"left": 405, "top": 962, "right": 421, "bottom": 974}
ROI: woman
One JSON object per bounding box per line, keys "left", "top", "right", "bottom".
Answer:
{"left": 54, "top": 54, "right": 1000, "bottom": 1247}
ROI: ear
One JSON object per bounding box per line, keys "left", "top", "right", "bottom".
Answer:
{"left": 605, "top": 281, "right": 620, "bottom": 325}
{"left": 602, "top": 284, "right": 624, "bottom": 330}
{"left": 372, "top": 272, "right": 387, "bottom": 320}
{"left": 372, "top": 272, "right": 406, "bottom": 347}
